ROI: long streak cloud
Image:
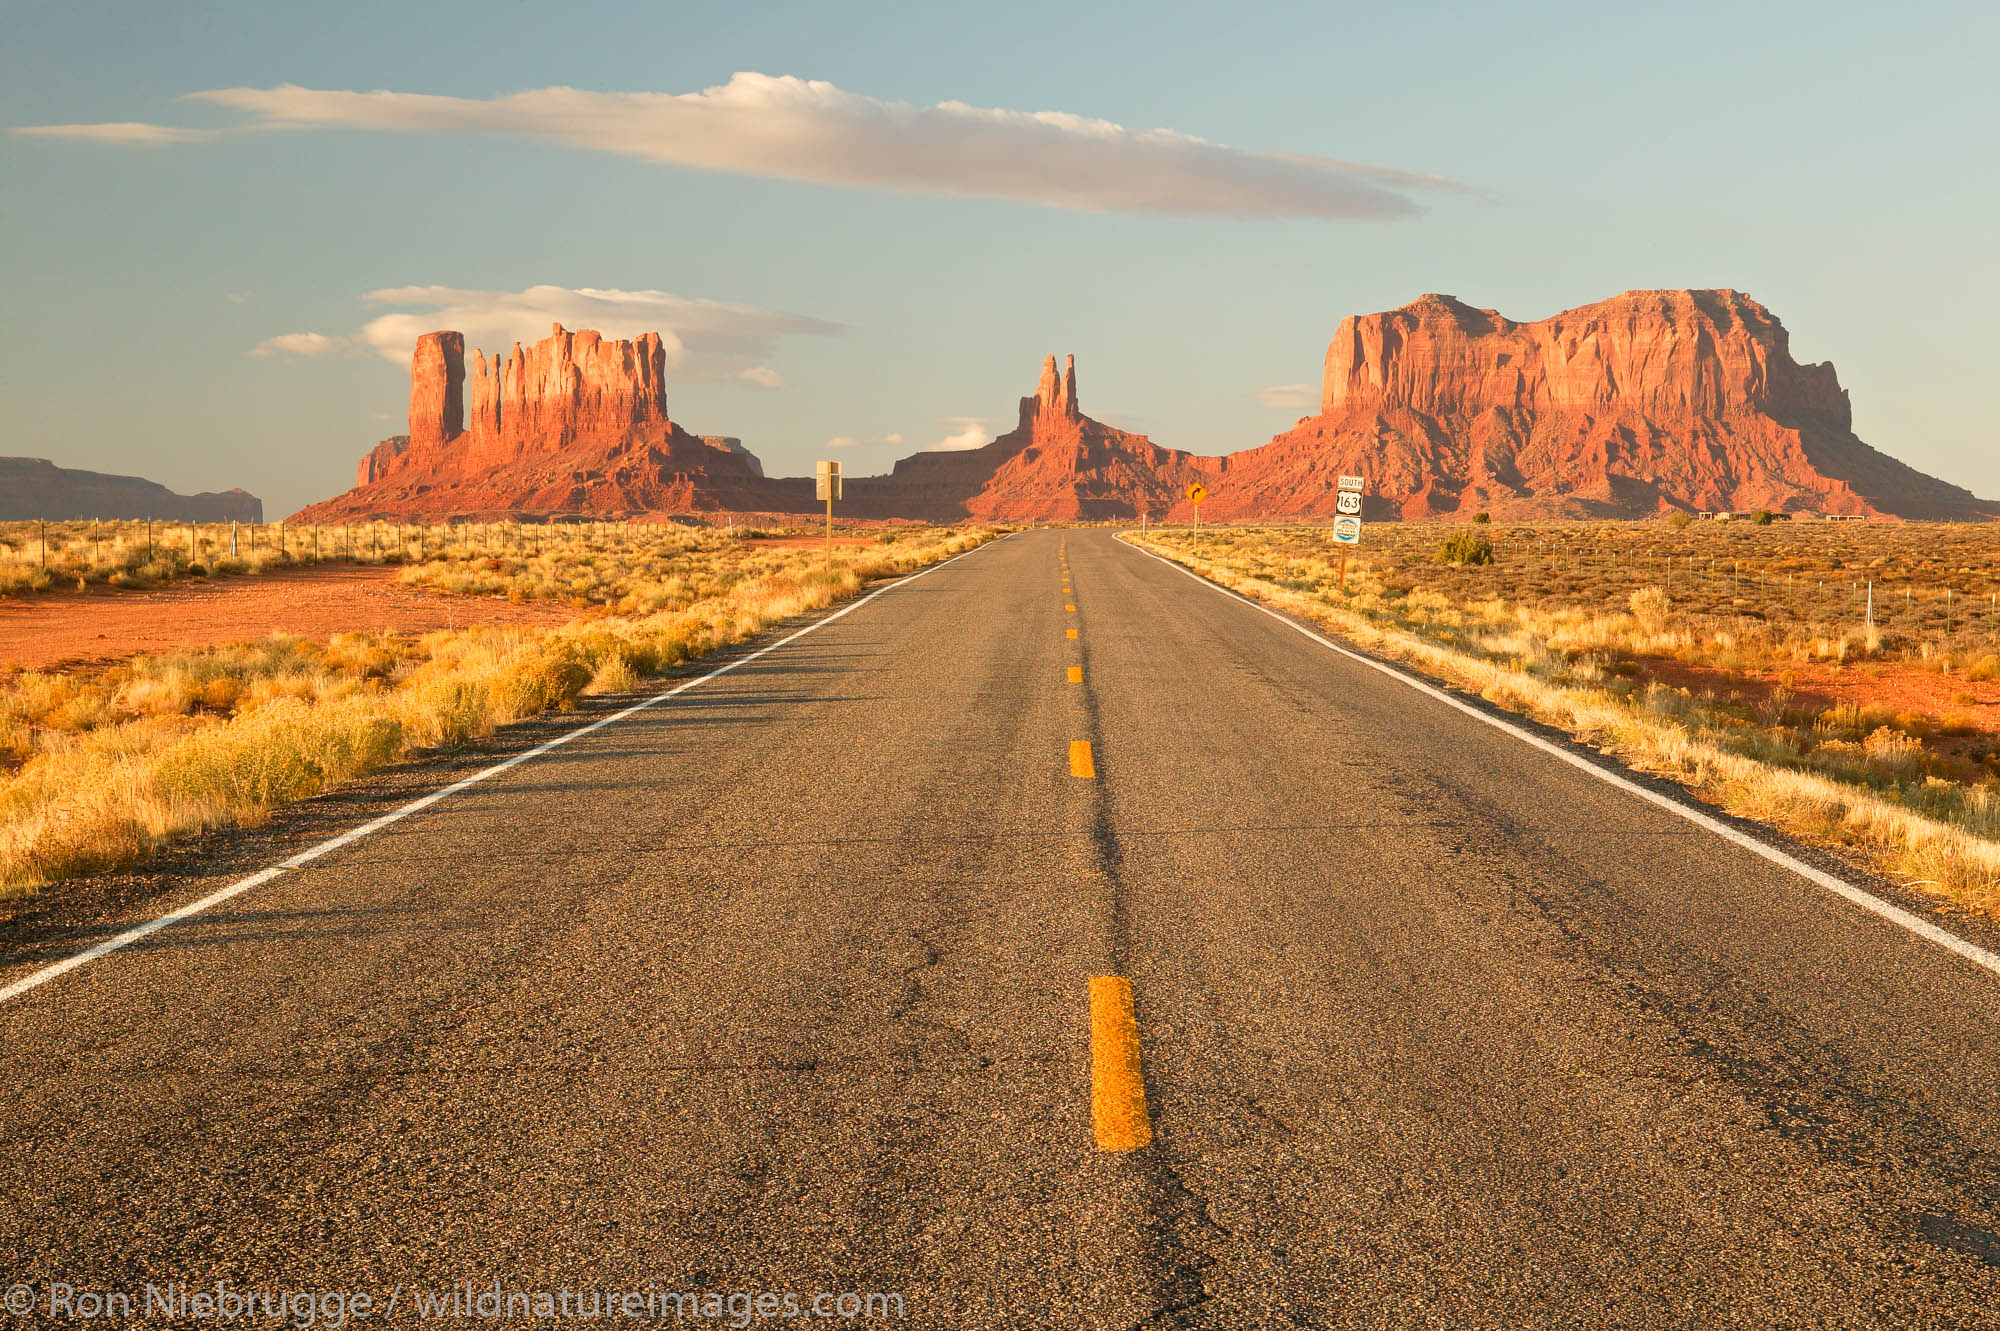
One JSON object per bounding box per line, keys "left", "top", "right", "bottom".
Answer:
{"left": 17, "top": 74, "right": 1461, "bottom": 220}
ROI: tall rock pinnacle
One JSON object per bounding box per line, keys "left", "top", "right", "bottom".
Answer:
{"left": 408, "top": 332, "right": 465, "bottom": 451}
{"left": 1035, "top": 355, "right": 1060, "bottom": 414}
{"left": 1022, "top": 353, "right": 1083, "bottom": 428}
{"left": 1057, "top": 354, "right": 1078, "bottom": 419}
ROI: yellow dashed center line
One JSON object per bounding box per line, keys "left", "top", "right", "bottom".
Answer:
{"left": 1067, "top": 666, "right": 1083, "bottom": 684}
{"left": 1089, "top": 976, "right": 1152, "bottom": 1151}
{"left": 1069, "top": 740, "right": 1095, "bottom": 778}
{"left": 1067, "top": 628, "right": 1078, "bottom": 639}
{"left": 1066, "top": 604, "right": 1076, "bottom": 613}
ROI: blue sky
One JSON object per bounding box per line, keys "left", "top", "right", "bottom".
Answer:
{"left": 3, "top": 0, "right": 1995, "bottom": 517}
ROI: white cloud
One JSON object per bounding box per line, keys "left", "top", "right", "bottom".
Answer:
{"left": 151, "top": 75, "right": 1458, "bottom": 219}
{"left": 824, "top": 431, "right": 909, "bottom": 450}
{"left": 926, "top": 417, "right": 993, "bottom": 452}
{"left": 11, "top": 121, "right": 213, "bottom": 144}
{"left": 226, "top": 290, "right": 254, "bottom": 305}
{"left": 1253, "top": 383, "right": 1318, "bottom": 411}
{"left": 250, "top": 331, "right": 347, "bottom": 357}
{"left": 339, "top": 283, "right": 837, "bottom": 385}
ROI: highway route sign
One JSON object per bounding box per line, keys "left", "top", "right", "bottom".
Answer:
{"left": 1335, "top": 490, "right": 1362, "bottom": 516}
{"left": 1337, "top": 475, "right": 1365, "bottom": 492}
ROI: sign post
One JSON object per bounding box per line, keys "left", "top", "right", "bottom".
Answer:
{"left": 1332, "top": 474, "right": 1366, "bottom": 590}
{"left": 816, "top": 460, "right": 843, "bottom": 557}
{"left": 1185, "top": 483, "right": 1208, "bottom": 554}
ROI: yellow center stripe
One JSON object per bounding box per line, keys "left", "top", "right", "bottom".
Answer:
{"left": 1066, "top": 604, "right": 1076, "bottom": 612}
{"left": 1088, "top": 976, "right": 1152, "bottom": 1151}
{"left": 1069, "top": 740, "right": 1095, "bottom": 778}
{"left": 1067, "top": 666, "right": 1082, "bottom": 683}
{"left": 1067, "top": 629, "right": 1078, "bottom": 639}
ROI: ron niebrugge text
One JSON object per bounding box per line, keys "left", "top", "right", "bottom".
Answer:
{"left": 7, "top": 1281, "right": 906, "bottom": 1324}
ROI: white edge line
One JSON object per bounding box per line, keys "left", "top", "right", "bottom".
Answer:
{"left": 0, "top": 535, "right": 1006, "bottom": 1007}
{"left": 1118, "top": 533, "right": 2000, "bottom": 981}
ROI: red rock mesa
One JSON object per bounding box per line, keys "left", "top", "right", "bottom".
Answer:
{"left": 295, "top": 293, "right": 1989, "bottom": 523}
{"left": 296, "top": 324, "right": 779, "bottom": 521}
{"left": 1208, "top": 290, "right": 1988, "bottom": 521}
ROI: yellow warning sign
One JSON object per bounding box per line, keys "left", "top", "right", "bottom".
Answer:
{"left": 1186, "top": 483, "right": 1208, "bottom": 504}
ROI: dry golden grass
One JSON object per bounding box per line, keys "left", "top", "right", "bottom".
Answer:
{"left": 1244, "top": 516, "right": 2000, "bottom": 668}
{"left": 1133, "top": 523, "right": 2000, "bottom": 914}
{"left": 0, "top": 524, "right": 993, "bottom": 895}
{"left": 0, "top": 517, "right": 442, "bottom": 595}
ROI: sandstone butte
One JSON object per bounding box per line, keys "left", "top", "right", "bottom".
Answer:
{"left": 2, "top": 457, "right": 261, "bottom": 523}
{"left": 292, "top": 294, "right": 1993, "bottom": 525}
{"left": 293, "top": 324, "right": 781, "bottom": 523}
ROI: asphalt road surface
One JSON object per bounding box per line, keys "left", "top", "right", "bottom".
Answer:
{"left": 5, "top": 528, "right": 2000, "bottom": 1328}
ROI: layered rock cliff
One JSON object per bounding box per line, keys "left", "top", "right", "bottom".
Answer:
{"left": 1207, "top": 290, "right": 1987, "bottom": 520}
{"left": 297, "top": 324, "right": 781, "bottom": 520}
{"left": 1, "top": 457, "right": 261, "bottom": 522}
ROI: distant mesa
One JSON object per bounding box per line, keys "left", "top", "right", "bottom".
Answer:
{"left": 1223, "top": 289, "right": 1992, "bottom": 522}
{"left": 294, "top": 323, "right": 784, "bottom": 522}
{"left": 1, "top": 457, "right": 261, "bottom": 523}
{"left": 293, "top": 293, "right": 1991, "bottom": 524}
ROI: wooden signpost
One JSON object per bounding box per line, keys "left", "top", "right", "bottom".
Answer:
{"left": 816, "top": 459, "right": 843, "bottom": 556}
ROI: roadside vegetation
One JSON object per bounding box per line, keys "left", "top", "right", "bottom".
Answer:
{"left": 0, "top": 516, "right": 781, "bottom": 597}
{"left": 0, "top": 524, "right": 993, "bottom": 896}
{"left": 0, "top": 517, "right": 431, "bottom": 595}
{"left": 393, "top": 523, "right": 922, "bottom": 612}
{"left": 1132, "top": 519, "right": 2000, "bottom": 914}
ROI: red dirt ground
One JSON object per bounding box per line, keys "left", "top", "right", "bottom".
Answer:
{"left": 0, "top": 565, "right": 578, "bottom": 671}
{"left": 1637, "top": 657, "right": 2000, "bottom": 757}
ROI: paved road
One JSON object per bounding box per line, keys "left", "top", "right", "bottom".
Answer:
{"left": 5, "top": 528, "right": 2000, "bottom": 1328}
